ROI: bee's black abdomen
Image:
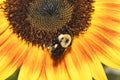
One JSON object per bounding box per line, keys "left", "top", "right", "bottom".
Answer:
{"left": 51, "top": 45, "right": 65, "bottom": 60}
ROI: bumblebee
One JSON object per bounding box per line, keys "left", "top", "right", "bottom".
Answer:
{"left": 48, "top": 31, "right": 73, "bottom": 60}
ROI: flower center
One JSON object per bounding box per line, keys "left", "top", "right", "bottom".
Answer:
{"left": 27, "top": 0, "right": 73, "bottom": 31}
{"left": 4, "top": 0, "right": 94, "bottom": 60}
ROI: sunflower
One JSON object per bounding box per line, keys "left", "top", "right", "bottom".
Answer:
{"left": 0, "top": 0, "right": 120, "bottom": 80}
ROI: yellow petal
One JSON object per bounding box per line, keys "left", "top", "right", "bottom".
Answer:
{"left": 84, "top": 26, "right": 120, "bottom": 73}
{"left": 0, "top": 28, "right": 12, "bottom": 46}
{"left": 0, "top": 33, "right": 29, "bottom": 79}
{"left": 18, "top": 46, "right": 46, "bottom": 80}
{"left": 74, "top": 38, "right": 108, "bottom": 80}
{"left": 45, "top": 49, "right": 70, "bottom": 80}
{"left": 65, "top": 39, "right": 92, "bottom": 80}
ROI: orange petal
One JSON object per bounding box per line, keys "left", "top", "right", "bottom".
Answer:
{"left": 0, "top": 28, "right": 12, "bottom": 46}
{"left": 76, "top": 38, "right": 108, "bottom": 80}
{"left": 87, "top": 23, "right": 120, "bottom": 68}
{"left": 45, "top": 50, "right": 70, "bottom": 80}
{"left": 88, "top": 34, "right": 120, "bottom": 68}
{"left": 0, "top": 34, "right": 29, "bottom": 79}
{"left": 66, "top": 38, "right": 92, "bottom": 80}
{"left": 18, "top": 46, "right": 46, "bottom": 80}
